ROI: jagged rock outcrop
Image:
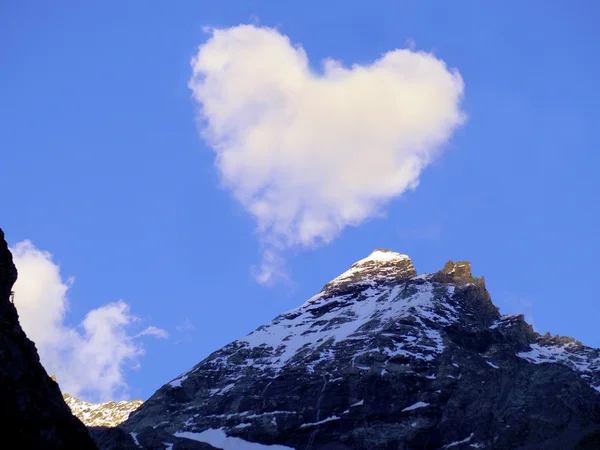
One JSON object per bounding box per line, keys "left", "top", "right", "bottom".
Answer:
{"left": 63, "top": 393, "right": 143, "bottom": 427}
{"left": 63, "top": 395, "right": 170, "bottom": 449}
{"left": 0, "top": 229, "right": 97, "bottom": 448}
{"left": 98, "top": 249, "right": 600, "bottom": 449}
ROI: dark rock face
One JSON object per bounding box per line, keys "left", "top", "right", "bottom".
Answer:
{"left": 89, "top": 425, "right": 220, "bottom": 449}
{"left": 0, "top": 228, "right": 97, "bottom": 449}
{"left": 108, "top": 249, "right": 600, "bottom": 449}
{"left": 88, "top": 426, "right": 141, "bottom": 450}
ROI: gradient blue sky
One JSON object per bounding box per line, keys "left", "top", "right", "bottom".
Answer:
{"left": 1, "top": 1, "right": 599, "bottom": 401}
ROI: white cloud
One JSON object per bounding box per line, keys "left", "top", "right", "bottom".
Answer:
{"left": 175, "top": 318, "right": 195, "bottom": 344}
{"left": 175, "top": 318, "right": 195, "bottom": 333}
{"left": 252, "top": 247, "right": 290, "bottom": 287}
{"left": 10, "top": 240, "right": 168, "bottom": 402}
{"left": 136, "top": 326, "right": 169, "bottom": 339}
{"left": 189, "top": 25, "right": 466, "bottom": 283}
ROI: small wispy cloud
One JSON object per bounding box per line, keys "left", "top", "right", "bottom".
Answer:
{"left": 11, "top": 240, "right": 167, "bottom": 402}
{"left": 175, "top": 318, "right": 196, "bottom": 344}
{"left": 136, "top": 326, "right": 169, "bottom": 339}
{"left": 189, "top": 24, "right": 466, "bottom": 284}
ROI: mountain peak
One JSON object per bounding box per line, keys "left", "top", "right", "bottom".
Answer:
{"left": 106, "top": 247, "right": 600, "bottom": 450}
{"left": 353, "top": 248, "right": 410, "bottom": 266}
{"left": 324, "top": 249, "right": 416, "bottom": 293}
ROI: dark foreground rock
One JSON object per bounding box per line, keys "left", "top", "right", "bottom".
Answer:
{"left": 0, "top": 228, "right": 97, "bottom": 449}
{"left": 101, "top": 249, "right": 600, "bottom": 449}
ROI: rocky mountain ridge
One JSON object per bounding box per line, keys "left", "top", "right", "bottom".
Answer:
{"left": 63, "top": 393, "right": 143, "bottom": 428}
{"left": 0, "top": 228, "right": 97, "bottom": 449}
{"left": 89, "top": 249, "right": 600, "bottom": 450}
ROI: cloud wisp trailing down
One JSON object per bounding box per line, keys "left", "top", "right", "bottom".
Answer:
{"left": 189, "top": 25, "right": 466, "bottom": 283}
{"left": 10, "top": 240, "right": 168, "bottom": 402}
{"left": 174, "top": 318, "right": 196, "bottom": 344}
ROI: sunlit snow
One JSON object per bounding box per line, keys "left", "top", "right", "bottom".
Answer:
{"left": 355, "top": 249, "right": 410, "bottom": 265}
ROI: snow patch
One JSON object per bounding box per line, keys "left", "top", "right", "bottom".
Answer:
{"left": 299, "top": 415, "right": 341, "bottom": 429}
{"left": 174, "top": 429, "right": 294, "bottom": 449}
{"left": 130, "top": 432, "right": 141, "bottom": 448}
{"left": 443, "top": 433, "right": 474, "bottom": 448}
{"left": 169, "top": 374, "right": 188, "bottom": 388}
{"left": 402, "top": 401, "right": 430, "bottom": 412}
{"left": 517, "top": 343, "right": 600, "bottom": 374}
{"left": 490, "top": 315, "right": 521, "bottom": 330}
{"left": 486, "top": 361, "right": 500, "bottom": 369}
{"left": 489, "top": 321, "right": 501, "bottom": 330}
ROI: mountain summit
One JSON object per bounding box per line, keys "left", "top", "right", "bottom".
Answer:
{"left": 323, "top": 249, "right": 417, "bottom": 292}
{"left": 93, "top": 251, "right": 600, "bottom": 450}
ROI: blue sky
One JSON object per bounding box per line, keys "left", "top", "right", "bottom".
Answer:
{"left": 1, "top": 1, "right": 599, "bottom": 401}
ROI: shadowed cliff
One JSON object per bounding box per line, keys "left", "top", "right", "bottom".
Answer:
{"left": 0, "top": 228, "right": 97, "bottom": 449}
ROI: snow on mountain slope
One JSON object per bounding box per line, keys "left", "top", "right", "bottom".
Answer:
{"left": 216, "top": 282, "right": 451, "bottom": 371}
{"left": 167, "top": 249, "right": 452, "bottom": 386}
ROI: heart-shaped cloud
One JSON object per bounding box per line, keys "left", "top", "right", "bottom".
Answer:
{"left": 189, "top": 25, "right": 466, "bottom": 284}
